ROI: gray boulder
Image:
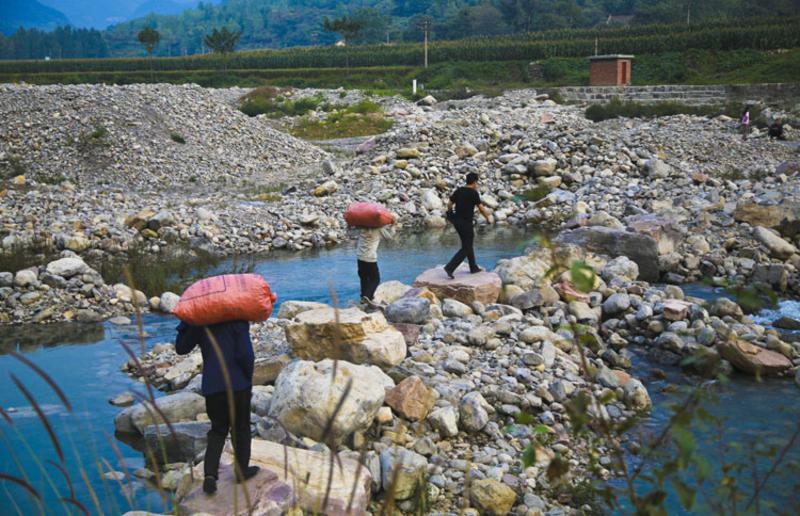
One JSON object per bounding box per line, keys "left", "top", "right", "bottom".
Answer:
{"left": 143, "top": 421, "right": 211, "bottom": 465}
{"left": 385, "top": 297, "right": 430, "bottom": 325}
{"left": 380, "top": 447, "right": 428, "bottom": 501}
{"left": 554, "top": 227, "right": 660, "bottom": 282}
{"left": 45, "top": 257, "right": 88, "bottom": 278}
{"left": 459, "top": 392, "right": 491, "bottom": 432}
{"left": 269, "top": 359, "right": 394, "bottom": 445}
{"left": 115, "top": 391, "right": 206, "bottom": 435}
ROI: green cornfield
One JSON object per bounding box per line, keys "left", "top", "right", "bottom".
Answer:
{"left": 0, "top": 17, "right": 797, "bottom": 74}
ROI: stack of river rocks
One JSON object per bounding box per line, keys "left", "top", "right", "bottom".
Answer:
{"left": 0, "top": 250, "right": 176, "bottom": 323}
{"left": 3, "top": 84, "right": 800, "bottom": 326}
{"left": 114, "top": 241, "right": 798, "bottom": 515}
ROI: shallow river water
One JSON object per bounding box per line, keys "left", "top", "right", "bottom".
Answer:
{"left": 1, "top": 228, "right": 798, "bottom": 514}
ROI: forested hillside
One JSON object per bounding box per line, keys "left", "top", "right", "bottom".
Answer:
{"left": 2, "top": 0, "right": 799, "bottom": 60}
{"left": 1, "top": 0, "right": 70, "bottom": 36}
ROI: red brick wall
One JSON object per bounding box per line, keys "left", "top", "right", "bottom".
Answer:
{"left": 590, "top": 60, "right": 631, "bottom": 86}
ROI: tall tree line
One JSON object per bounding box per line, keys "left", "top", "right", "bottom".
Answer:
{"left": 0, "top": 26, "right": 108, "bottom": 60}
{"left": 1, "top": 0, "right": 798, "bottom": 60}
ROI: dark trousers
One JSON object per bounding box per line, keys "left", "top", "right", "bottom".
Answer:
{"left": 203, "top": 388, "right": 252, "bottom": 479}
{"left": 445, "top": 219, "right": 478, "bottom": 273}
{"left": 357, "top": 260, "right": 380, "bottom": 300}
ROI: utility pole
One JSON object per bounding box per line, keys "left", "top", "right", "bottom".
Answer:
{"left": 687, "top": 0, "right": 691, "bottom": 26}
{"left": 416, "top": 16, "right": 432, "bottom": 68}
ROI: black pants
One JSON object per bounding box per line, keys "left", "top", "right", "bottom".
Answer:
{"left": 357, "top": 260, "right": 380, "bottom": 300}
{"left": 445, "top": 219, "right": 478, "bottom": 273}
{"left": 203, "top": 388, "right": 251, "bottom": 479}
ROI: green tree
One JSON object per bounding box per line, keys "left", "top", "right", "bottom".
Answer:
{"left": 203, "top": 27, "right": 242, "bottom": 72}
{"left": 137, "top": 27, "right": 160, "bottom": 56}
{"left": 322, "top": 15, "right": 366, "bottom": 46}
{"left": 322, "top": 15, "right": 366, "bottom": 68}
{"left": 137, "top": 27, "right": 160, "bottom": 81}
{"left": 498, "top": 0, "right": 540, "bottom": 33}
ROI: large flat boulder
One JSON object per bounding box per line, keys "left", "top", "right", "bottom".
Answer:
{"left": 179, "top": 460, "right": 294, "bottom": 516}
{"left": 554, "top": 227, "right": 659, "bottom": 282}
{"left": 269, "top": 359, "right": 394, "bottom": 445}
{"left": 413, "top": 265, "right": 501, "bottom": 305}
{"left": 249, "top": 439, "right": 372, "bottom": 515}
{"left": 719, "top": 339, "right": 792, "bottom": 376}
{"left": 285, "top": 307, "right": 406, "bottom": 369}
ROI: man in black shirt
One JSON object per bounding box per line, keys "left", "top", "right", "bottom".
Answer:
{"left": 444, "top": 172, "right": 492, "bottom": 278}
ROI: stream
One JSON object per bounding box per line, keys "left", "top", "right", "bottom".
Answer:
{"left": 1, "top": 228, "right": 798, "bottom": 514}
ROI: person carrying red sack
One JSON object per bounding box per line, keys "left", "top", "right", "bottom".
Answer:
{"left": 175, "top": 320, "right": 260, "bottom": 494}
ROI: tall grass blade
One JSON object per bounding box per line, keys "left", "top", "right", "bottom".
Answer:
{"left": 47, "top": 459, "right": 75, "bottom": 499}
{"left": 60, "top": 497, "right": 89, "bottom": 516}
{"left": 0, "top": 472, "right": 42, "bottom": 501}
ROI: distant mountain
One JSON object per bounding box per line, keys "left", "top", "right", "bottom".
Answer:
{"left": 1, "top": 0, "right": 70, "bottom": 35}
{"left": 130, "top": 1, "right": 192, "bottom": 20}
{"left": 37, "top": 0, "right": 219, "bottom": 29}
{"left": 39, "top": 0, "right": 140, "bottom": 28}
{"left": 128, "top": 0, "right": 220, "bottom": 20}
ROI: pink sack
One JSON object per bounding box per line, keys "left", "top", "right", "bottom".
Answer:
{"left": 172, "top": 274, "right": 277, "bottom": 326}
{"left": 344, "top": 202, "right": 395, "bottom": 228}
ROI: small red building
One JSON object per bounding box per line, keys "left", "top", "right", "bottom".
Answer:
{"left": 589, "top": 54, "right": 634, "bottom": 86}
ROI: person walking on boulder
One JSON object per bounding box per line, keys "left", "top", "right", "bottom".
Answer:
{"left": 444, "top": 172, "right": 492, "bottom": 279}
{"left": 356, "top": 218, "right": 396, "bottom": 303}
{"left": 176, "top": 320, "right": 259, "bottom": 494}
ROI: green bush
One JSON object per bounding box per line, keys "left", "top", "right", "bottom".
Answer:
{"left": 345, "top": 99, "right": 381, "bottom": 114}
{"left": 541, "top": 58, "right": 569, "bottom": 81}
{"left": 170, "top": 132, "right": 186, "bottom": 144}
{"left": 522, "top": 183, "right": 553, "bottom": 202}
{"left": 240, "top": 92, "right": 322, "bottom": 118}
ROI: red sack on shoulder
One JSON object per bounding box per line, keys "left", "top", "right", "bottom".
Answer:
{"left": 344, "top": 202, "right": 395, "bottom": 228}
{"left": 172, "top": 274, "right": 277, "bottom": 326}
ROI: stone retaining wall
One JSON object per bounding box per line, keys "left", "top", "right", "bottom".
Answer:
{"left": 545, "top": 83, "right": 800, "bottom": 107}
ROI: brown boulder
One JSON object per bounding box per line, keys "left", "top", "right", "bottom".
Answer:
{"left": 719, "top": 339, "right": 792, "bottom": 376}
{"left": 733, "top": 201, "right": 799, "bottom": 229}
{"left": 384, "top": 375, "right": 436, "bottom": 421}
{"left": 626, "top": 213, "right": 682, "bottom": 255}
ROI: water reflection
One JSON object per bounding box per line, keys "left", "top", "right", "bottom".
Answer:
{"left": 0, "top": 322, "right": 105, "bottom": 355}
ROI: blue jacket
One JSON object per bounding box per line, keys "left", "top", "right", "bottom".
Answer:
{"left": 175, "top": 320, "right": 254, "bottom": 396}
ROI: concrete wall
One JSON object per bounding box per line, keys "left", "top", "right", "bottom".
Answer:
{"left": 543, "top": 83, "right": 800, "bottom": 107}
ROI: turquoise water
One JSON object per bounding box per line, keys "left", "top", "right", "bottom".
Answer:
{"left": 625, "top": 287, "right": 800, "bottom": 514}
{"left": 0, "top": 227, "right": 532, "bottom": 514}
{"left": 1, "top": 229, "right": 798, "bottom": 514}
